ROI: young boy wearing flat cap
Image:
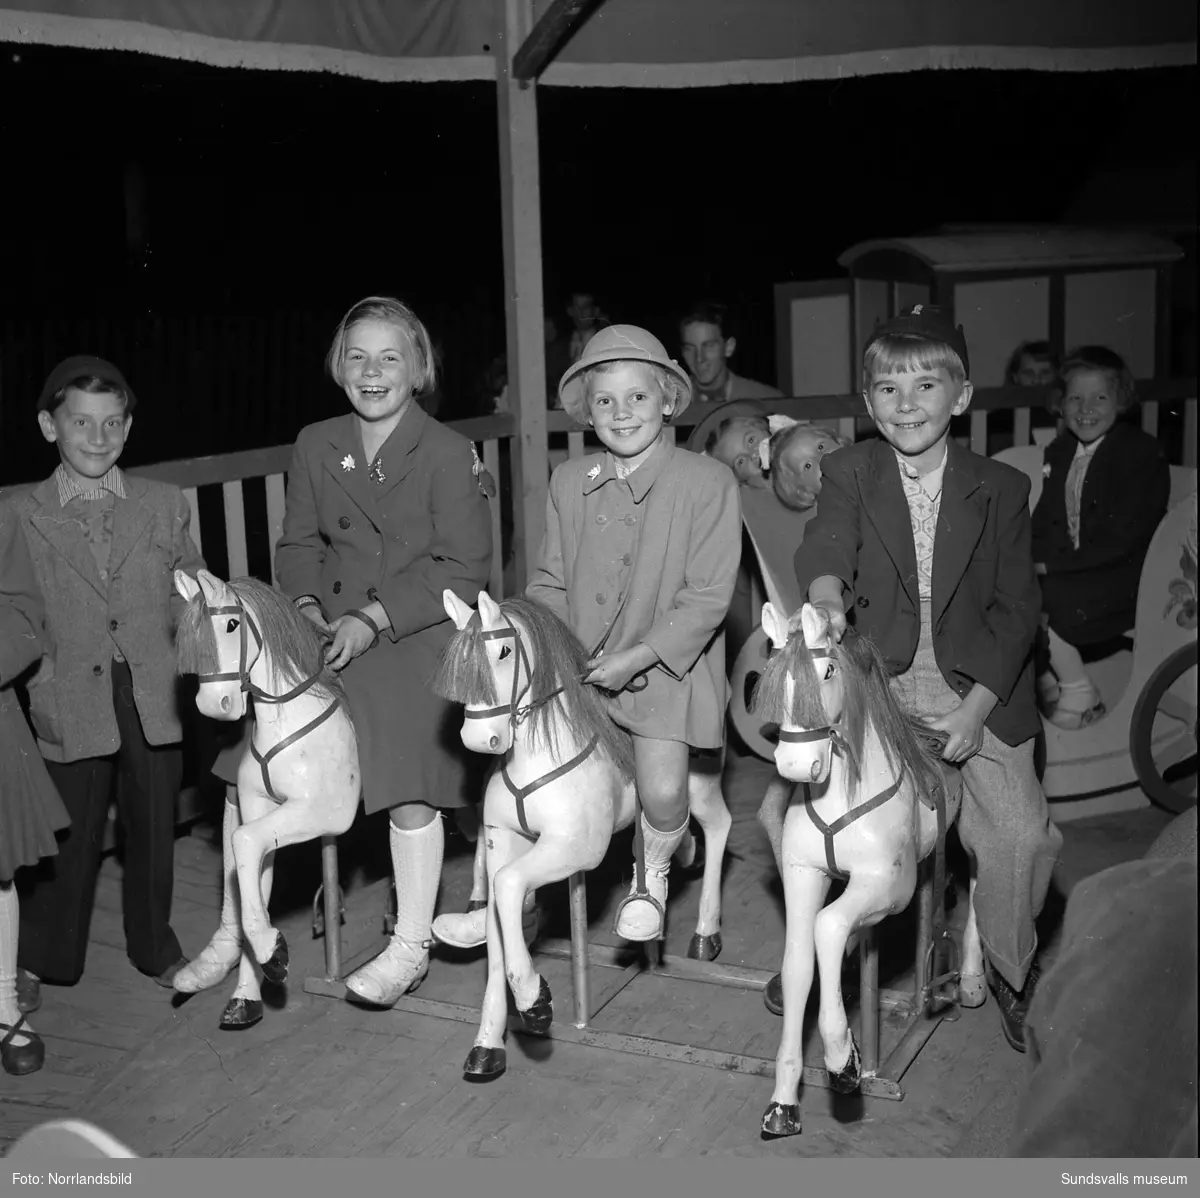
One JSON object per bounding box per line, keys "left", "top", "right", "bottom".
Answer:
{"left": 9, "top": 356, "right": 205, "bottom": 1007}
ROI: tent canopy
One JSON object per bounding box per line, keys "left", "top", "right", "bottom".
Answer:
{"left": 1, "top": 0, "right": 1195, "bottom": 87}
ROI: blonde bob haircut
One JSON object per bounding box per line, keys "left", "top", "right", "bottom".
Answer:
{"left": 581, "top": 360, "right": 690, "bottom": 420}
{"left": 326, "top": 296, "right": 437, "bottom": 396}
{"left": 862, "top": 334, "right": 966, "bottom": 391}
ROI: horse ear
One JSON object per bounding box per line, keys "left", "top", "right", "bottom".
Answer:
{"left": 799, "top": 603, "right": 829, "bottom": 648}
{"left": 195, "top": 570, "right": 224, "bottom": 606}
{"left": 761, "top": 603, "right": 790, "bottom": 649}
{"left": 174, "top": 570, "right": 200, "bottom": 603}
{"left": 477, "top": 590, "right": 502, "bottom": 626}
{"left": 443, "top": 589, "right": 474, "bottom": 631}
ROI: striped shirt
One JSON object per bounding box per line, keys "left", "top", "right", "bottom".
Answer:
{"left": 55, "top": 464, "right": 127, "bottom": 507}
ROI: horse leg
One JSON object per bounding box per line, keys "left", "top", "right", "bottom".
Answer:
{"left": 763, "top": 859, "right": 830, "bottom": 1137}
{"left": 958, "top": 872, "right": 986, "bottom": 1007}
{"left": 468, "top": 830, "right": 488, "bottom": 910}
{"left": 464, "top": 827, "right": 521, "bottom": 1081}
{"left": 220, "top": 849, "right": 275, "bottom": 1031}
{"left": 492, "top": 830, "right": 583, "bottom": 1033}
{"left": 813, "top": 874, "right": 894, "bottom": 1092}
{"left": 174, "top": 794, "right": 243, "bottom": 994}
{"left": 756, "top": 776, "right": 792, "bottom": 877}
{"left": 232, "top": 794, "right": 350, "bottom": 981}
{"left": 684, "top": 766, "right": 731, "bottom": 961}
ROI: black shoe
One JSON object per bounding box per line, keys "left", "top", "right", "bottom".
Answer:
{"left": 987, "top": 958, "right": 1040, "bottom": 1053}
{"left": 764, "top": 973, "right": 783, "bottom": 1015}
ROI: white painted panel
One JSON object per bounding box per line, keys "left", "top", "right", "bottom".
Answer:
{"left": 953, "top": 276, "right": 1051, "bottom": 386}
{"left": 789, "top": 293, "right": 851, "bottom": 396}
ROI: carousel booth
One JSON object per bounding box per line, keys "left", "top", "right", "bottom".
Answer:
{"left": 775, "top": 225, "right": 1183, "bottom": 446}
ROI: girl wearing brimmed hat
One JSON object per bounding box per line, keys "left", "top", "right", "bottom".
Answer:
{"left": 524, "top": 325, "right": 743, "bottom": 941}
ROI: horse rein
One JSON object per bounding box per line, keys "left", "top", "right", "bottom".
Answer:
{"left": 197, "top": 599, "right": 343, "bottom": 804}
{"left": 465, "top": 616, "right": 597, "bottom": 841}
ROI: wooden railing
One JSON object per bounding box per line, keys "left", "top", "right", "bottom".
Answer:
{"left": 1, "top": 382, "right": 1194, "bottom": 602}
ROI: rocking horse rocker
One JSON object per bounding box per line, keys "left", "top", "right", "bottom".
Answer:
{"left": 432, "top": 589, "right": 732, "bottom": 1080}
{"left": 173, "top": 570, "right": 360, "bottom": 1030}
{"left": 750, "top": 602, "right": 983, "bottom": 1138}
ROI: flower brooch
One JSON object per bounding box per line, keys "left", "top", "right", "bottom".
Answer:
{"left": 587, "top": 463, "right": 602, "bottom": 480}
{"left": 341, "top": 454, "right": 356, "bottom": 472}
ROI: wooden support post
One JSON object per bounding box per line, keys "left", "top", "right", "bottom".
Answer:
{"left": 497, "top": 0, "right": 549, "bottom": 590}
{"left": 512, "top": 0, "right": 603, "bottom": 81}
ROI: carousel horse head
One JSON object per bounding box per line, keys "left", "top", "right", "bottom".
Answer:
{"left": 753, "top": 602, "right": 847, "bottom": 785}
{"left": 175, "top": 570, "right": 339, "bottom": 721}
{"left": 436, "top": 589, "right": 635, "bottom": 776}
{"left": 751, "top": 601, "right": 945, "bottom": 804}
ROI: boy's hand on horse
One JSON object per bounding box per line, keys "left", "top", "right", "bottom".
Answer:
{"left": 925, "top": 684, "right": 996, "bottom": 763}
{"left": 583, "top": 643, "right": 657, "bottom": 693}
{"left": 808, "top": 576, "right": 848, "bottom": 641}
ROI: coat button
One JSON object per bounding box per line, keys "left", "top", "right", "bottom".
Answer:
{"left": 624, "top": 515, "right": 637, "bottom": 525}
{"left": 93, "top": 664, "right": 104, "bottom": 676}
{"left": 621, "top": 554, "right": 631, "bottom": 566}
{"left": 596, "top": 593, "right": 607, "bottom": 605}
{"left": 338, "top": 516, "right": 352, "bottom": 529}
{"left": 856, "top": 596, "right": 870, "bottom": 609}
{"left": 367, "top": 588, "right": 378, "bottom": 602}
{"left": 333, "top": 581, "right": 342, "bottom": 594}
{"left": 109, "top": 619, "right": 119, "bottom": 631}
{"left": 596, "top": 515, "right": 608, "bottom": 525}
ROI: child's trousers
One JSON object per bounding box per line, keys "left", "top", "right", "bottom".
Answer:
{"left": 892, "top": 606, "right": 1063, "bottom": 992}
{"left": 18, "top": 660, "right": 183, "bottom": 984}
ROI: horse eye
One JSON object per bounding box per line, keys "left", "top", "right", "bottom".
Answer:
{"left": 226, "top": 618, "right": 240, "bottom": 634}
{"left": 498, "top": 644, "right": 512, "bottom": 660}
{"left": 824, "top": 663, "right": 835, "bottom": 681}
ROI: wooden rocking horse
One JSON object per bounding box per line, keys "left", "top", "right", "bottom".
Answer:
{"left": 750, "top": 602, "right": 982, "bottom": 1137}
{"left": 173, "top": 570, "right": 360, "bottom": 1029}
{"left": 432, "top": 589, "right": 731, "bottom": 1080}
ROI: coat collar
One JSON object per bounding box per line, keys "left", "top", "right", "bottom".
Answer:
{"left": 26, "top": 471, "right": 153, "bottom": 596}
{"left": 582, "top": 434, "right": 674, "bottom": 501}
{"left": 857, "top": 437, "right": 986, "bottom": 616}
{"left": 322, "top": 405, "right": 429, "bottom": 520}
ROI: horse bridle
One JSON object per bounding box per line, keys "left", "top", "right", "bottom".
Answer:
{"left": 464, "top": 617, "right": 564, "bottom": 729}
{"left": 196, "top": 597, "right": 341, "bottom": 803}
{"left": 773, "top": 645, "right": 850, "bottom": 758}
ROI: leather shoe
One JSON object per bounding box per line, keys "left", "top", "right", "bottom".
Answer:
{"left": 153, "top": 958, "right": 190, "bottom": 989}
{"left": 1, "top": 1015, "right": 46, "bottom": 1076}
{"left": 987, "top": 958, "right": 1040, "bottom": 1053}
{"left": 16, "top": 969, "right": 41, "bottom": 1015}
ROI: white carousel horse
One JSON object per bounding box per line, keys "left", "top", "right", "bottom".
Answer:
{"left": 173, "top": 570, "right": 360, "bottom": 1030}
{"left": 750, "top": 602, "right": 982, "bottom": 1137}
{"left": 433, "top": 589, "right": 731, "bottom": 1080}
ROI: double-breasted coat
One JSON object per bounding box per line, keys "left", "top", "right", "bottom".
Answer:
{"left": 0, "top": 503, "right": 69, "bottom": 882}
{"left": 274, "top": 406, "right": 492, "bottom": 813}
{"left": 526, "top": 437, "right": 741, "bottom": 749}
{"left": 1032, "top": 421, "right": 1170, "bottom": 648}
{"left": 794, "top": 437, "right": 1043, "bottom": 747}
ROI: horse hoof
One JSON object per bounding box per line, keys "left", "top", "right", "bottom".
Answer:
{"left": 763, "top": 973, "right": 783, "bottom": 1016}
{"left": 463, "top": 1045, "right": 507, "bottom": 1081}
{"left": 687, "top": 932, "right": 722, "bottom": 962}
{"left": 219, "top": 997, "right": 264, "bottom": 1030}
{"left": 466, "top": 899, "right": 487, "bottom": 913}
{"left": 958, "top": 972, "right": 987, "bottom": 1009}
{"left": 761, "top": 1102, "right": 802, "bottom": 1137}
{"left": 517, "top": 976, "right": 553, "bottom": 1035}
{"left": 260, "top": 932, "right": 289, "bottom": 985}
{"left": 826, "top": 1034, "right": 862, "bottom": 1094}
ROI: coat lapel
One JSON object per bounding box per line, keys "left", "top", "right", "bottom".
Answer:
{"left": 322, "top": 414, "right": 382, "bottom": 527}
{"left": 369, "top": 403, "right": 427, "bottom": 503}
{"left": 109, "top": 476, "right": 156, "bottom": 576}
{"left": 26, "top": 478, "right": 107, "bottom": 599}
{"left": 931, "top": 439, "right": 987, "bottom": 627}
{"left": 859, "top": 440, "right": 920, "bottom": 608}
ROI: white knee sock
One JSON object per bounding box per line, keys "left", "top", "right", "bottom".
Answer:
{"left": 392, "top": 817, "right": 444, "bottom": 947}
{"left": 1046, "top": 629, "right": 1097, "bottom": 710}
{"left": 642, "top": 814, "right": 689, "bottom": 879}
{"left": 0, "top": 882, "right": 23, "bottom": 1028}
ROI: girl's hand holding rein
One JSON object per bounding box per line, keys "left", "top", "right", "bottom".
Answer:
{"left": 583, "top": 643, "right": 658, "bottom": 692}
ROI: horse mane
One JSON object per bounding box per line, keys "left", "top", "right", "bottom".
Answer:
{"left": 176, "top": 577, "right": 344, "bottom": 701}
{"left": 751, "top": 627, "right": 942, "bottom": 805}
{"left": 432, "top": 595, "right": 636, "bottom": 782}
